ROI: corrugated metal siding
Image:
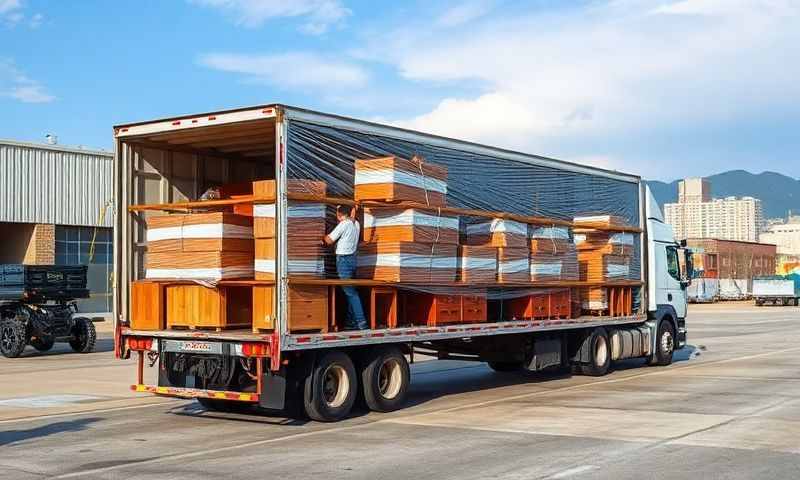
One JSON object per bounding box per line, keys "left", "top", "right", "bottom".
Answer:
{"left": 0, "top": 141, "right": 114, "bottom": 227}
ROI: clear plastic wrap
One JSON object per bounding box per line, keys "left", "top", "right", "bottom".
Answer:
{"left": 284, "top": 119, "right": 643, "bottom": 321}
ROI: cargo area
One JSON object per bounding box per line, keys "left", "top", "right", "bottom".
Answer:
{"left": 114, "top": 105, "right": 647, "bottom": 348}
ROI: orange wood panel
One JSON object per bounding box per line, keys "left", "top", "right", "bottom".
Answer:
{"left": 130, "top": 281, "right": 166, "bottom": 330}
{"left": 288, "top": 285, "right": 329, "bottom": 332}
{"left": 166, "top": 285, "right": 252, "bottom": 329}
{"left": 252, "top": 285, "right": 275, "bottom": 332}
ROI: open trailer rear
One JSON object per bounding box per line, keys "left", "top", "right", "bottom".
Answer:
{"left": 114, "top": 105, "right": 691, "bottom": 421}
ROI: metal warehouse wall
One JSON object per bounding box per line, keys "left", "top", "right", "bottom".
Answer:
{"left": 0, "top": 140, "right": 113, "bottom": 227}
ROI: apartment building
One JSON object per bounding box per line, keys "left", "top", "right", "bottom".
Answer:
{"left": 664, "top": 178, "right": 763, "bottom": 242}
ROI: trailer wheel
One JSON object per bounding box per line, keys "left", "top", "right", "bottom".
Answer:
{"left": 580, "top": 327, "right": 611, "bottom": 377}
{"left": 361, "top": 346, "right": 410, "bottom": 413}
{"left": 652, "top": 320, "right": 675, "bottom": 366}
{"left": 69, "top": 317, "right": 96, "bottom": 353}
{"left": 487, "top": 361, "right": 525, "bottom": 372}
{"left": 0, "top": 318, "right": 28, "bottom": 358}
{"left": 31, "top": 336, "right": 55, "bottom": 352}
{"left": 304, "top": 351, "right": 357, "bottom": 422}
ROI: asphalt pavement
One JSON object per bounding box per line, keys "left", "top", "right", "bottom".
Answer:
{"left": 1, "top": 303, "right": 799, "bottom": 479}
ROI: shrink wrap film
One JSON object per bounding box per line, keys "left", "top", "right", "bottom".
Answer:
{"left": 578, "top": 252, "right": 631, "bottom": 282}
{"left": 574, "top": 232, "right": 635, "bottom": 256}
{"left": 357, "top": 242, "right": 457, "bottom": 283}
{"left": 145, "top": 251, "right": 254, "bottom": 280}
{"left": 354, "top": 156, "right": 448, "bottom": 207}
{"left": 464, "top": 219, "right": 528, "bottom": 248}
{"left": 458, "top": 245, "right": 498, "bottom": 283}
{"left": 579, "top": 287, "right": 608, "bottom": 310}
{"left": 253, "top": 179, "right": 327, "bottom": 200}
{"left": 574, "top": 214, "right": 631, "bottom": 229}
{"left": 530, "top": 244, "right": 579, "bottom": 282}
{"left": 146, "top": 213, "right": 253, "bottom": 253}
{"left": 362, "top": 207, "right": 459, "bottom": 244}
{"left": 254, "top": 239, "right": 328, "bottom": 281}
{"left": 497, "top": 247, "right": 530, "bottom": 283}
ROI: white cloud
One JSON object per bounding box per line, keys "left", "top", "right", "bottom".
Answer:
{"left": 0, "top": 0, "right": 20, "bottom": 14}
{"left": 436, "top": 0, "right": 496, "bottom": 27}
{"left": 199, "top": 52, "right": 368, "bottom": 90}
{"left": 189, "top": 0, "right": 349, "bottom": 34}
{"left": 0, "top": 59, "right": 55, "bottom": 103}
{"left": 364, "top": 0, "right": 800, "bottom": 175}
{"left": 0, "top": 0, "right": 43, "bottom": 28}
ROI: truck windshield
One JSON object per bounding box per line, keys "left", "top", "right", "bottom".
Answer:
{"left": 666, "top": 246, "right": 681, "bottom": 281}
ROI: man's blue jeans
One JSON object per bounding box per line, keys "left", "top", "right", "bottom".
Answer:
{"left": 336, "top": 254, "right": 368, "bottom": 330}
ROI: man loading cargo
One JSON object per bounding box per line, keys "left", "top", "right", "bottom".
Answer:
{"left": 324, "top": 204, "right": 368, "bottom": 330}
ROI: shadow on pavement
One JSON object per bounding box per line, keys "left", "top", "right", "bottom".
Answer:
{"left": 14, "top": 338, "right": 115, "bottom": 358}
{"left": 0, "top": 417, "right": 101, "bottom": 447}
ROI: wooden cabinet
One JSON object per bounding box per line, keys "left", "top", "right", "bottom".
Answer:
{"left": 166, "top": 285, "right": 252, "bottom": 330}
{"left": 252, "top": 285, "right": 275, "bottom": 332}
{"left": 504, "top": 290, "right": 572, "bottom": 320}
{"left": 404, "top": 293, "right": 487, "bottom": 326}
{"left": 288, "top": 285, "right": 328, "bottom": 333}
{"left": 130, "top": 281, "right": 165, "bottom": 330}
{"left": 550, "top": 289, "right": 571, "bottom": 318}
{"left": 461, "top": 295, "right": 488, "bottom": 323}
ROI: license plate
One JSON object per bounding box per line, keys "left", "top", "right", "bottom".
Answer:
{"left": 163, "top": 340, "right": 223, "bottom": 354}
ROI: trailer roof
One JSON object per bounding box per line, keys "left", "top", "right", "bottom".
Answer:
{"left": 114, "top": 103, "right": 641, "bottom": 183}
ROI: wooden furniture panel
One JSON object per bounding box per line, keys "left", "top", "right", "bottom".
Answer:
{"left": 461, "top": 295, "right": 487, "bottom": 323}
{"left": 370, "top": 286, "right": 398, "bottom": 329}
{"left": 252, "top": 285, "right": 275, "bottom": 332}
{"left": 130, "top": 281, "right": 165, "bottom": 330}
{"left": 288, "top": 285, "right": 329, "bottom": 332}
{"left": 550, "top": 289, "right": 572, "bottom": 319}
{"left": 166, "top": 285, "right": 252, "bottom": 330}
{"left": 404, "top": 293, "right": 465, "bottom": 326}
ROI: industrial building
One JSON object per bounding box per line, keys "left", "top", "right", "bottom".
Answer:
{"left": 0, "top": 139, "right": 113, "bottom": 312}
{"left": 686, "top": 238, "right": 776, "bottom": 301}
{"left": 664, "top": 178, "right": 764, "bottom": 242}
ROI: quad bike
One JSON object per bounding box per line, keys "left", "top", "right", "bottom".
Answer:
{"left": 0, "top": 264, "right": 96, "bottom": 358}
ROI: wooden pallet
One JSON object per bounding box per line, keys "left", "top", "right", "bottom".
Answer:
{"left": 170, "top": 323, "right": 251, "bottom": 332}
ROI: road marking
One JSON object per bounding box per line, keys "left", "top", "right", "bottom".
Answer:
{"left": 549, "top": 465, "right": 596, "bottom": 478}
{"left": 41, "top": 344, "right": 800, "bottom": 478}
{"left": 0, "top": 395, "right": 104, "bottom": 408}
{"left": 0, "top": 400, "right": 179, "bottom": 425}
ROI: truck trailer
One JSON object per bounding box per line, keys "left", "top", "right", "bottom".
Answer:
{"left": 114, "top": 104, "right": 692, "bottom": 421}
{"left": 753, "top": 275, "right": 800, "bottom": 306}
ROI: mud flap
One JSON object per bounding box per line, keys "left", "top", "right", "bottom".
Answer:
{"left": 259, "top": 368, "right": 287, "bottom": 410}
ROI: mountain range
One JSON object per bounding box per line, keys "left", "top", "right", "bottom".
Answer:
{"left": 647, "top": 170, "right": 800, "bottom": 219}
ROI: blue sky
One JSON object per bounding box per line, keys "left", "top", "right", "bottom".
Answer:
{"left": 1, "top": 0, "right": 799, "bottom": 181}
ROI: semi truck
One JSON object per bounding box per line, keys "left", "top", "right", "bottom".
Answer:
{"left": 114, "top": 104, "right": 692, "bottom": 421}
{"left": 753, "top": 275, "right": 800, "bottom": 306}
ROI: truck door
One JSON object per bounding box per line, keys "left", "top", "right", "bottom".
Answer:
{"left": 664, "top": 244, "right": 688, "bottom": 319}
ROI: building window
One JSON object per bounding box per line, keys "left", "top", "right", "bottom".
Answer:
{"left": 55, "top": 226, "right": 113, "bottom": 265}
{"left": 707, "top": 254, "right": 718, "bottom": 269}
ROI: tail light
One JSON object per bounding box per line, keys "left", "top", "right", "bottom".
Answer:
{"left": 242, "top": 342, "right": 268, "bottom": 357}
{"left": 128, "top": 337, "right": 153, "bottom": 351}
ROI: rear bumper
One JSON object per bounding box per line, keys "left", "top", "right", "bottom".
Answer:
{"left": 131, "top": 384, "right": 259, "bottom": 403}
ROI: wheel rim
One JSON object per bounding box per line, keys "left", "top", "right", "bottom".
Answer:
{"left": 661, "top": 330, "right": 674, "bottom": 355}
{"left": 595, "top": 335, "right": 608, "bottom": 367}
{"left": 322, "top": 364, "right": 350, "bottom": 408}
{"left": 1, "top": 326, "right": 13, "bottom": 351}
{"left": 378, "top": 358, "right": 403, "bottom": 400}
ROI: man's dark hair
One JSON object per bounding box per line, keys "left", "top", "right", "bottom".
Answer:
{"left": 337, "top": 205, "right": 355, "bottom": 217}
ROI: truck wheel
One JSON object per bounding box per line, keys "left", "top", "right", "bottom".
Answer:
{"left": 361, "top": 346, "right": 410, "bottom": 413}
{"left": 31, "top": 336, "right": 55, "bottom": 352}
{"left": 652, "top": 320, "right": 675, "bottom": 366}
{"left": 69, "top": 317, "right": 96, "bottom": 353}
{"left": 304, "top": 351, "right": 357, "bottom": 422}
{"left": 580, "top": 327, "right": 611, "bottom": 376}
{"left": 0, "top": 318, "right": 28, "bottom": 358}
{"left": 488, "top": 361, "right": 525, "bottom": 372}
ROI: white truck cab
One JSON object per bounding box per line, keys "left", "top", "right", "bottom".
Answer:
{"left": 645, "top": 186, "right": 691, "bottom": 349}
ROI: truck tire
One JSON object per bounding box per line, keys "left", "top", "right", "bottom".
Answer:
{"left": 361, "top": 346, "right": 410, "bottom": 413}
{"left": 487, "top": 361, "right": 525, "bottom": 372}
{"left": 31, "top": 336, "right": 55, "bottom": 352}
{"left": 304, "top": 350, "right": 357, "bottom": 422}
{"left": 69, "top": 317, "right": 96, "bottom": 353}
{"left": 579, "top": 327, "right": 611, "bottom": 377}
{"left": 0, "top": 318, "right": 28, "bottom": 358}
{"left": 652, "top": 320, "right": 675, "bottom": 366}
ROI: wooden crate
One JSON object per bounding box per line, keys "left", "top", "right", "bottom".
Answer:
{"left": 166, "top": 285, "right": 252, "bottom": 330}
{"left": 288, "top": 285, "right": 329, "bottom": 333}
{"left": 461, "top": 295, "right": 488, "bottom": 323}
{"left": 404, "top": 293, "right": 463, "bottom": 326}
{"left": 252, "top": 285, "right": 275, "bottom": 332}
{"left": 130, "top": 281, "right": 165, "bottom": 330}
